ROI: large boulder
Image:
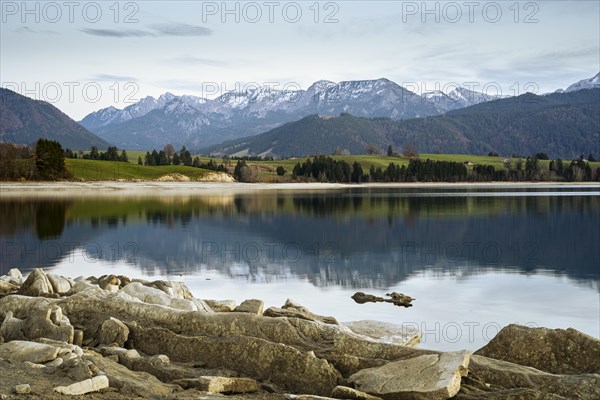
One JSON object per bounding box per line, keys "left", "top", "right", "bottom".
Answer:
{"left": 83, "top": 351, "right": 177, "bottom": 397}
{"left": 17, "top": 268, "right": 54, "bottom": 297}
{"left": 264, "top": 299, "right": 338, "bottom": 325}
{"left": 455, "top": 354, "right": 600, "bottom": 399}
{"left": 96, "top": 317, "right": 129, "bottom": 347}
{"left": 121, "top": 282, "right": 172, "bottom": 306}
{"left": 474, "top": 324, "right": 600, "bottom": 375}
{"left": 0, "top": 340, "right": 60, "bottom": 363}
{"left": 128, "top": 323, "right": 342, "bottom": 395}
{"left": 234, "top": 299, "right": 264, "bottom": 315}
{"left": 46, "top": 274, "right": 72, "bottom": 295}
{"left": 348, "top": 351, "right": 470, "bottom": 400}
{"left": 1, "top": 306, "right": 73, "bottom": 343}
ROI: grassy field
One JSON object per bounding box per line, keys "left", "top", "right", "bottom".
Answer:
{"left": 65, "top": 159, "right": 213, "bottom": 181}
{"left": 66, "top": 153, "right": 599, "bottom": 182}
{"left": 196, "top": 153, "right": 599, "bottom": 182}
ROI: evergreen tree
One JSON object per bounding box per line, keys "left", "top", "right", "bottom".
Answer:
{"left": 35, "top": 139, "right": 69, "bottom": 180}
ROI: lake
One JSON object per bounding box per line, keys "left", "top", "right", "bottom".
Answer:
{"left": 1, "top": 183, "right": 599, "bottom": 351}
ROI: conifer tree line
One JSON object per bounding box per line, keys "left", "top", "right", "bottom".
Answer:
{"left": 290, "top": 156, "right": 600, "bottom": 183}
{"left": 143, "top": 145, "right": 227, "bottom": 172}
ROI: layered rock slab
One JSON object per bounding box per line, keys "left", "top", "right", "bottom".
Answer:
{"left": 348, "top": 351, "right": 470, "bottom": 400}
{"left": 474, "top": 324, "right": 600, "bottom": 375}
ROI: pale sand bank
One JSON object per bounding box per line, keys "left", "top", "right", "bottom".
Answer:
{"left": 0, "top": 181, "right": 598, "bottom": 198}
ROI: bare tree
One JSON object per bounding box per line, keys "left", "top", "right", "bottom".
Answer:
{"left": 365, "top": 144, "right": 381, "bottom": 155}
{"left": 164, "top": 144, "right": 176, "bottom": 158}
{"left": 403, "top": 144, "right": 418, "bottom": 158}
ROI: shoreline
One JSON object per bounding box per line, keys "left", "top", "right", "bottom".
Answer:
{"left": 1, "top": 268, "right": 599, "bottom": 399}
{"left": 1, "top": 181, "right": 598, "bottom": 197}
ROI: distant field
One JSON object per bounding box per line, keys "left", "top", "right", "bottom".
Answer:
{"left": 67, "top": 153, "right": 599, "bottom": 182}
{"left": 65, "top": 159, "right": 213, "bottom": 181}
{"left": 193, "top": 153, "right": 599, "bottom": 182}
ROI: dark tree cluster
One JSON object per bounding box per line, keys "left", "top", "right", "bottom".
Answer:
{"left": 0, "top": 139, "right": 72, "bottom": 180}
{"left": 292, "top": 155, "right": 365, "bottom": 182}
{"left": 289, "top": 155, "right": 600, "bottom": 183}
{"left": 143, "top": 145, "right": 227, "bottom": 172}
{"left": 80, "top": 146, "right": 128, "bottom": 162}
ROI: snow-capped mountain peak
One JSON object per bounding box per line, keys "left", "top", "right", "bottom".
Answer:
{"left": 565, "top": 72, "right": 600, "bottom": 92}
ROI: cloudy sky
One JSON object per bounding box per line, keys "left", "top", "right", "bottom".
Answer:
{"left": 1, "top": 0, "right": 598, "bottom": 119}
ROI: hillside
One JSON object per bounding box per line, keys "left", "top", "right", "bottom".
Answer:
{"left": 204, "top": 89, "right": 600, "bottom": 159}
{"left": 0, "top": 88, "right": 111, "bottom": 150}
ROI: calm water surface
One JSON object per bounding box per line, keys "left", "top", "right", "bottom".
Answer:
{"left": 1, "top": 185, "right": 599, "bottom": 350}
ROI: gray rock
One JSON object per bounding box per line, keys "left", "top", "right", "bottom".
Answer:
{"left": 455, "top": 354, "right": 600, "bottom": 400}
{"left": 20, "top": 306, "right": 74, "bottom": 343}
{"left": 63, "top": 358, "right": 93, "bottom": 381}
{"left": 188, "top": 297, "right": 214, "bottom": 313}
{"left": 234, "top": 299, "right": 264, "bottom": 315}
{"left": 174, "top": 376, "right": 259, "bottom": 393}
{"left": 332, "top": 386, "right": 382, "bottom": 400}
{"left": 8, "top": 268, "right": 24, "bottom": 284}
{"left": 97, "top": 317, "right": 129, "bottom": 347}
{"left": 121, "top": 282, "right": 172, "bottom": 306}
{"left": 0, "top": 279, "right": 19, "bottom": 295}
{"left": 204, "top": 299, "right": 236, "bottom": 312}
{"left": 96, "top": 275, "right": 120, "bottom": 290}
{"left": 18, "top": 268, "right": 54, "bottom": 297}
{"left": 263, "top": 299, "right": 338, "bottom": 325}
{"left": 0, "top": 311, "right": 25, "bottom": 340}
{"left": 348, "top": 350, "right": 470, "bottom": 400}
{"left": 84, "top": 351, "right": 176, "bottom": 397}
{"left": 169, "top": 298, "right": 198, "bottom": 311}
{"left": 129, "top": 323, "right": 341, "bottom": 395}
{"left": 46, "top": 274, "right": 72, "bottom": 295}
{"left": 69, "top": 280, "right": 99, "bottom": 294}
{"left": 149, "top": 280, "right": 193, "bottom": 299}
{"left": 474, "top": 324, "right": 600, "bottom": 375}
{"left": 14, "top": 384, "right": 31, "bottom": 394}
{"left": 343, "top": 320, "right": 421, "bottom": 347}
{"left": 53, "top": 375, "right": 109, "bottom": 395}
{"left": 0, "top": 341, "right": 59, "bottom": 363}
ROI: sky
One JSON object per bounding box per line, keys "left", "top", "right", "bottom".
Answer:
{"left": 1, "top": 0, "right": 599, "bottom": 120}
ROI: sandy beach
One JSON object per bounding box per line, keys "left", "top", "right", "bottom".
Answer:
{"left": 1, "top": 181, "right": 598, "bottom": 198}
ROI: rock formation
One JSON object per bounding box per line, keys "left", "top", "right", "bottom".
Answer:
{"left": 0, "top": 268, "right": 598, "bottom": 400}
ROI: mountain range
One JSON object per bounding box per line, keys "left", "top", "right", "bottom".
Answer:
{"left": 0, "top": 88, "right": 110, "bottom": 150}
{"left": 204, "top": 88, "right": 600, "bottom": 159}
{"left": 79, "top": 78, "right": 509, "bottom": 150}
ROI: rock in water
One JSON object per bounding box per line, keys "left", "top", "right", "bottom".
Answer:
{"left": 474, "top": 324, "right": 600, "bottom": 375}
{"left": 234, "top": 299, "right": 264, "bottom": 315}
{"left": 53, "top": 375, "right": 109, "bottom": 395}
{"left": 348, "top": 351, "right": 470, "bottom": 400}
{"left": 351, "top": 292, "right": 385, "bottom": 304}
